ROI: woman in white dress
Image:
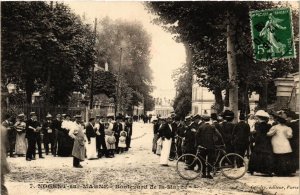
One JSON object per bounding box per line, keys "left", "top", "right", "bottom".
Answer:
{"left": 158, "top": 117, "right": 173, "bottom": 166}
{"left": 14, "top": 114, "right": 27, "bottom": 156}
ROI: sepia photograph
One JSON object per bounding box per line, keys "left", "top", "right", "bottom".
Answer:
{"left": 1, "top": 1, "right": 299, "bottom": 195}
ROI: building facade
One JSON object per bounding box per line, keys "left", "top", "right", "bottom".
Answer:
{"left": 274, "top": 72, "right": 299, "bottom": 113}
{"left": 153, "top": 97, "right": 174, "bottom": 117}
{"left": 191, "top": 75, "right": 215, "bottom": 115}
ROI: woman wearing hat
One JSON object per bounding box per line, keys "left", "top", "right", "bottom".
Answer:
{"left": 267, "top": 112, "right": 294, "bottom": 176}
{"left": 248, "top": 110, "right": 274, "bottom": 176}
{"left": 14, "top": 114, "right": 27, "bottom": 156}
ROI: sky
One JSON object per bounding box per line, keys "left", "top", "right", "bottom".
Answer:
{"left": 67, "top": 2, "right": 186, "bottom": 100}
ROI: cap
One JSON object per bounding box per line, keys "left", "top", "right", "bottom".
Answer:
{"left": 18, "top": 113, "right": 25, "bottom": 118}
{"left": 211, "top": 113, "right": 218, "bottom": 121}
{"left": 30, "top": 112, "right": 36, "bottom": 116}
{"left": 74, "top": 114, "right": 82, "bottom": 118}
{"left": 193, "top": 114, "right": 201, "bottom": 120}
{"left": 202, "top": 115, "right": 210, "bottom": 121}
{"left": 46, "top": 113, "right": 52, "bottom": 118}
{"left": 89, "top": 117, "right": 95, "bottom": 122}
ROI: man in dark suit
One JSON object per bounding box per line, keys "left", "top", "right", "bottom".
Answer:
{"left": 124, "top": 117, "right": 133, "bottom": 151}
{"left": 26, "top": 112, "right": 43, "bottom": 161}
{"left": 175, "top": 117, "right": 185, "bottom": 157}
{"left": 2, "top": 114, "right": 15, "bottom": 158}
{"left": 52, "top": 114, "right": 62, "bottom": 157}
{"left": 232, "top": 113, "right": 250, "bottom": 166}
{"left": 85, "top": 117, "right": 96, "bottom": 144}
{"left": 42, "top": 113, "right": 55, "bottom": 155}
{"left": 220, "top": 110, "right": 235, "bottom": 154}
{"left": 113, "top": 116, "right": 123, "bottom": 153}
{"left": 195, "top": 115, "right": 216, "bottom": 179}
{"left": 95, "top": 116, "right": 108, "bottom": 158}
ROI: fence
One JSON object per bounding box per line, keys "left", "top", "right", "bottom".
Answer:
{"left": 1, "top": 103, "right": 86, "bottom": 122}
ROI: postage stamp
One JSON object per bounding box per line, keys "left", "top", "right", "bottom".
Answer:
{"left": 250, "top": 7, "right": 296, "bottom": 61}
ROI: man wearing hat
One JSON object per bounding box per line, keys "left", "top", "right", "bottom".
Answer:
{"left": 25, "top": 112, "right": 43, "bottom": 160}
{"left": 124, "top": 117, "right": 133, "bottom": 151}
{"left": 220, "top": 110, "right": 235, "bottom": 154}
{"left": 95, "top": 115, "right": 108, "bottom": 158}
{"left": 86, "top": 117, "right": 98, "bottom": 159}
{"left": 113, "top": 116, "right": 123, "bottom": 153}
{"left": 195, "top": 115, "right": 215, "bottom": 179}
{"left": 152, "top": 117, "right": 160, "bottom": 154}
{"left": 42, "top": 113, "right": 55, "bottom": 156}
{"left": 52, "top": 114, "right": 62, "bottom": 157}
{"left": 232, "top": 113, "right": 250, "bottom": 166}
{"left": 175, "top": 116, "right": 185, "bottom": 158}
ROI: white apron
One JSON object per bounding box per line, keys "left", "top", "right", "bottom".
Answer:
{"left": 86, "top": 137, "right": 98, "bottom": 159}
{"left": 160, "top": 138, "right": 172, "bottom": 165}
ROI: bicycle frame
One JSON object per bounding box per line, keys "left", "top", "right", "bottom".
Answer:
{"left": 194, "top": 146, "right": 227, "bottom": 175}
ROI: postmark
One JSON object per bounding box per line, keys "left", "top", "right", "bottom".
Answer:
{"left": 249, "top": 7, "right": 296, "bottom": 61}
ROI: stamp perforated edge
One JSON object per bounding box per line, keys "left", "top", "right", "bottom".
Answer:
{"left": 249, "top": 7, "right": 297, "bottom": 62}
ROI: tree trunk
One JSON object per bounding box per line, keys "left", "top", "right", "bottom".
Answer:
{"left": 258, "top": 80, "right": 268, "bottom": 109}
{"left": 214, "top": 88, "right": 224, "bottom": 114}
{"left": 226, "top": 14, "right": 239, "bottom": 123}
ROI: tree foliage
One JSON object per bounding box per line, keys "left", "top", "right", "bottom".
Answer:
{"left": 93, "top": 70, "right": 116, "bottom": 98}
{"left": 146, "top": 2, "right": 299, "bottom": 112}
{"left": 95, "top": 17, "right": 154, "bottom": 112}
{"left": 1, "top": 2, "right": 95, "bottom": 105}
{"left": 172, "top": 62, "right": 192, "bottom": 118}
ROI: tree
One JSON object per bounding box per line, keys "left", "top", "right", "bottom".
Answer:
{"left": 1, "top": 2, "right": 95, "bottom": 105}
{"left": 95, "top": 17, "right": 154, "bottom": 113}
{"left": 172, "top": 62, "right": 192, "bottom": 118}
{"left": 93, "top": 70, "right": 117, "bottom": 98}
{"left": 146, "top": 2, "right": 299, "bottom": 119}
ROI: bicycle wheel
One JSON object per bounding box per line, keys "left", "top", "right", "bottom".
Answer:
{"left": 176, "top": 154, "right": 202, "bottom": 180}
{"left": 219, "top": 153, "right": 247, "bottom": 179}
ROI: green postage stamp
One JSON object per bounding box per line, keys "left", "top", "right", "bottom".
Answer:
{"left": 250, "top": 7, "right": 296, "bottom": 61}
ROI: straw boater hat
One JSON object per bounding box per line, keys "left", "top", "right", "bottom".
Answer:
{"left": 255, "top": 110, "right": 270, "bottom": 118}
{"left": 46, "top": 113, "right": 52, "bottom": 118}
{"left": 74, "top": 114, "right": 82, "bottom": 118}
{"left": 17, "top": 113, "right": 25, "bottom": 118}
{"left": 30, "top": 112, "right": 36, "bottom": 117}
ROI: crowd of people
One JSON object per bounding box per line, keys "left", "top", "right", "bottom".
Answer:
{"left": 1, "top": 112, "right": 133, "bottom": 168}
{"left": 152, "top": 109, "right": 299, "bottom": 179}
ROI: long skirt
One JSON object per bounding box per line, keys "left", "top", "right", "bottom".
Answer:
{"left": 274, "top": 153, "right": 295, "bottom": 176}
{"left": 152, "top": 134, "right": 159, "bottom": 153}
{"left": 160, "top": 138, "right": 172, "bottom": 165}
{"left": 86, "top": 137, "right": 98, "bottom": 159}
{"left": 156, "top": 138, "right": 162, "bottom": 155}
{"left": 15, "top": 133, "right": 27, "bottom": 155}
{"left": 248, "top": 151, "right": 274, "bottom": 175}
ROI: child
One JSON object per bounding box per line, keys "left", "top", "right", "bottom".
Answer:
{"left": 105, "top": 124, "right": 116, "bottom": 158}
{"left": 118, "top": 130, "right": 127, "bottom": 153}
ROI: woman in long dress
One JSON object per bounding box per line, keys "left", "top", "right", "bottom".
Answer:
{"left": 158, "top": 117, "right": 173, "bottom": 166}
{"left": 267, "top": 112, "right": 294, "bottom": 176}
{"left": 14, "top": 114, "right": 27, "bottom": 156}
{"left": 248, "top": 110, "right": 274, "bottom": 176}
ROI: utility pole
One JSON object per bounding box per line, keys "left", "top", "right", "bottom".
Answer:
{"left": 116, "top": 47, "right": 123, "bottom": 116}
{"left": 89, "top": 18, "right": 97, "bottom": 109}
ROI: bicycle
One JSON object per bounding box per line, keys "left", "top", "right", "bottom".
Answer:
{"left": 168, "top": 135, "right": 184, "bottom": 161}
{"left": 176, "top": 144, "right": 248, "bottom": 180}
